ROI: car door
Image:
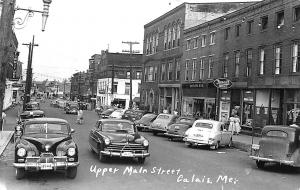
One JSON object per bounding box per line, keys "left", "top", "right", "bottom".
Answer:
{"left": 89, "top": 121, "right": 100, "bottom": 151}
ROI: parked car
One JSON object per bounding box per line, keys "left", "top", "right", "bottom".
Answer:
{"left": 149, "top": 114, "right": 178, "bottom": 135}
{"left": 183, "top": 119, "right": 233, "bottom": 150}
{"left": 164, "top": 116, "right": 196, "bottom": 141}
{"left": 250, "top": 124, "right": 300, "bottom": 169}
{"left": 13, "top": 118, "right": 79, "bottom": 179}
{"left": 122, "top": 109, "right": 147, "bottom": 122}
{"left": 19, "top": 102, "right": 45, "bottom": 121}
{"left": 109, "top": 109, "right": 126, "bottom": 119}
{"left": 99, "top": 108, "right": 115, "bottom": 119}
{"left": 65, "top": 102, "right": 79, "bottom": 114}
{"left": 135, "top": 113, "right": 157, "bottom": 131}
{"left": 88, "top": 119, "right": 150, "bottom": 163}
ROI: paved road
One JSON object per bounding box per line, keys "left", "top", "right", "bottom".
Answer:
{"left": 1, "top": 101, "right": 300, "bottom": 190}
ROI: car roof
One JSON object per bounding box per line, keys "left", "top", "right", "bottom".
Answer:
{"left": 25, "top": 117, "right": 68, "bottom": 124}
{"left": 98, "top": 119, "right": 134, "bottom": 124}
{"left": 262, "top": 125, "right": 300, "bottom": 134}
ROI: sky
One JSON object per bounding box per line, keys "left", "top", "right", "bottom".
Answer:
{"left": 14, "top": 0, "right": 257, "bottom": 81}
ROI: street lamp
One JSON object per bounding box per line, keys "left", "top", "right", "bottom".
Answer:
{"left": 14, "top": 0, "right": 53, "bottom": 32}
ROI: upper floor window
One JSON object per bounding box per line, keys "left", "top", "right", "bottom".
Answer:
{"left": 144, "top": 67, "right": 148, "bottom": 81}
{"left": 210, "top": 32, "right": 215, "bottom": 44}
{"left": 156, "top": 33, "right": 159, "bottom": 51}
{"left": 136, "top": 71, "right": 142, "bottom": 79}
{"left": 208, "top": 56, "right": 214, "bottom": 78}
{"left": 125, "top": 83, "right": 130, "bottom": 95}
{"left": 168, "top": 28, "right": 172, "bottom": 49}
{"left": 126, "top": 71, "right": 131, "bottom": 79}
{"left": 274, "top": 44, "right": 282, "bottom": 74}
{"left": 292, "top": 41, "right": 300, "bottom": 73}
{"left": 168, "top": 62, "right": 173, "bottom": 80}
{"left": 235, "top": 24, "right": 241, "bottom": 37}
{"left": 225, "top": 27, "right": 230, "bottom": 40}
{"left": 194, "top": 37, "right": 198, "bottom": 48}
{"left": 191, "top": 59, "right": 197, "bottom": 81}
{"left": 161, "top": 64, "right": 166, "bottom": 81}
{"left": 146, "top": 38, "right": 149, "bottom": 55}
{"left": 113, "top": 82, "right": 118, "bottom": 93}
{"left": 234, "top": 51, "right": 240, "bottom": 77}
{"left": 259, "top": 48, "right": 266, "bottom": 75}
{"left": 177, "top": 24, "right": 181, "bottom": 46}
{"left": 246, "top": 49, "right": 253, "bottom": 77}
{"left": 276, "top": 11, "right": 284, "bottom": 28}
{"left": 199, "top": 58, "right": 205, "bottom": 80}
{"left": 184, "top": 60, "right": 189, "bottom": 81}
{"left": 186, "top": 39, "right": 191, "bottom": 50}
{"left": 154, "top": 66, "right": 157, "bottom": 81}
{"left": 261, "top": 16, "right": 268, "bottom": 30}
{"left": 201, "top": 35, "right": 206, "bottom": 47}
{"left": 224, "top": 53, "right": 229, "bottom": 78}
{"left": 294, "top": 6, "right": 300, "bottom": 22}
{"left": 164, "top": 30, "right": 168, "bottom": 50}
{"left": 175, "top": 60, "right": 180, "bottom": 81}
{"left": 247, "top": 20, "right": 254, "bottom": 34}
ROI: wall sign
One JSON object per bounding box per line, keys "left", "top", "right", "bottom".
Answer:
{"left": 213, "top": 78, "right": 232, "bottom": 89}
{"left": 182, "top": 83, "right": 205, "bottom": 88}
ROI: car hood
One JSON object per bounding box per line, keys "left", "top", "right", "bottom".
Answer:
{"left": 22, "top": 134, "right": 71, "bottom": 151}
{"left": 100, "top": 132, "right": 141, "bottom": 143}
{"left": 21, "top": 110, "right": 44, "bottom": 115}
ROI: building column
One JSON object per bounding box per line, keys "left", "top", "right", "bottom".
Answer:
{"left": 283, "top": 88, "right": 287, "bottom": 125}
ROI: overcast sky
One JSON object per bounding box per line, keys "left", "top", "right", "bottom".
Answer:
{"left": 14, "top": 0, "right": 257, "bottom": 81}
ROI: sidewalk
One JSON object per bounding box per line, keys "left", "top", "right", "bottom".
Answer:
{"left": 232, "top": 134, "right": 261, "bottom": 152}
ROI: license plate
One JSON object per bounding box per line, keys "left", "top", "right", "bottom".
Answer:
{"left": 40, "top": 163, "right": 53, "bottom": 170}
{"left": 194, "top": 134, "right": 203, "bottom": 137}
{"left": 121, "top": 152, "right": 133, "bottom": 157}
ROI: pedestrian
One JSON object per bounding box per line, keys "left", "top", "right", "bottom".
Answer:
{"left": 228, "top": 114, "right": 235, "bottom": 134}
{"left": 233, "top": 114, "right": 241, "bottom": 135}
{"left": 77, "top": 109, "right": 84, "bottom": 124}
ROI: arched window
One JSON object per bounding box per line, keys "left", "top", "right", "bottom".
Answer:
{"left": 168, "top": 27, "right": 172, "bottom": 49}
{"left": 177, "top": 21, "right": 181, "bottom": 46}
{"left": 172, "top": 25, "right": 176, "bottom": 48}
{"left": 164, "top": 28, "right": 168, "bottom": 50}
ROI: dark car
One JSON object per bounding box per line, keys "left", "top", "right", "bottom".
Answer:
{"left": 88, "top": 119, "right": 150, "bottom": 164}
{"left": 65, "top": 102, "right": 79, "bottom": 114}
{"left": 18, "top": 102, "right": 45, "bottom": 122}
{"left": 135, "top": 113, "right": 157, "bottom": 131}
{"left": 99, "top": 108, "right": 115, "bottom": 119}
{"left": 122, "top": 109, "right": 147, "bottom": 122}
{"left": 250, "top": 125, "right": 300, "bottom": 169}
{"left": 164, "top": 116, "right": 196, "bottom": 141}
{"left": 13, "top": 118, "right": 79, "bottom": 179}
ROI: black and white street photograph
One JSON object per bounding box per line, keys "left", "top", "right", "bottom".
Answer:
{"left": 1, "top": 0, "right": 300, "bottom": 189}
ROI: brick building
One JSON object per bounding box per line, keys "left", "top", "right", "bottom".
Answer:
{"left": 183, "top": 0, "right": 300, "bottom": 131}
{"left": 142, "top": 2, "right": 254, "bottom": 114}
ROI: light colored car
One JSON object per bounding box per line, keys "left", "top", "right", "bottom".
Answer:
{"left": 149, "top": 114, "right": 178, "bottom": 135}
{"left": 109, "top": 109, "right": 125, "bottom": 119}
{"left": 183, "top": 119, "right": 232, "bottom": 150}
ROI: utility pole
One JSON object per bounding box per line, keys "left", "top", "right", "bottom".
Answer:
{"left": 22, "top": 36, "right": 39, "bottom": 111}
{"left": 122, "top": 41, "right": 139, "bottom": 109}
{"left": 0, "top": 0, "right": 16, "bottom": 130}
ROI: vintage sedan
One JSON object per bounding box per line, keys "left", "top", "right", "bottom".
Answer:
{"left": 183, "top": 119, "right": 232, "bottom": 150}
{"left": 19, "top": 102, "right": 45, "bottom": 122}
{"left": 88, "top": 119, "right": 150, "bottom": 164}
{"left": 149, "top": 114, "right": 178, "bottom": 135}
{"left": 13, "top": 118, "right": 79, "bottom": 179}
{"left": 99, "top": 108, "right": 115, "bottom": 119}
{"left": 65, "top": 102, "right": 79, "bottom": 114}
{"left": 122, "top": 109, "right": 147, "bottom": 122}
{"left": 109, "top": 109, "right": 126, "bottom": 119}
{"left": 164, "top": 116, "right": 196, "bottom": 141}
{"left": 135, "top": 113, "right": 157, "bottom": 131}
{"left": 250, "top": 125, "right": 300, "bottom": 169}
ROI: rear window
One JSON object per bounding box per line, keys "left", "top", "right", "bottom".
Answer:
{"left": 266, "top": 130, "right": 288, "bottom": 138}
{"left": 157, "top": 115, "right": 170, "bottom": 119}
{"left": 178, "top": 118, "right": 194, "bottom": 123}
{"left": 194, "top": 122, "right": 213, "bottom": 129}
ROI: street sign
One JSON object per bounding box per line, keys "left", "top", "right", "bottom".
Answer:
{"left": 213, "top": 78, "right": 232, "bottom": 89}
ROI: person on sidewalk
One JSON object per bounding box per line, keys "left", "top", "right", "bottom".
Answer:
{"left": 233, "top": 114, "right": 241, "bottom": 135}
{"left": 77, "top": 109, "right": 84, "bottom": 124}
{"left": 228, "top": 115, "right": 235, "bottom": 134}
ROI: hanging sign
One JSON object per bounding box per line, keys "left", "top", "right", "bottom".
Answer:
{"left": 213, "top": 78, "right": 232, "bottom": 89}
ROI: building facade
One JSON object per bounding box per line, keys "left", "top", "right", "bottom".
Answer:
{"left": 142, "top": 2, "right": 254, "bottom": 114}
{"left": 183, "top": 0, "right": 300, "bottom": 131}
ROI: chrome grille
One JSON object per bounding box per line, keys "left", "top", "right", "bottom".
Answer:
{"left": 106, "top": 143, "right": 145, "bottom": 152}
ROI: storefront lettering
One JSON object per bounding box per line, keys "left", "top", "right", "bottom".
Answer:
{"left": 213, "top": 78, "right": 232, "bottom": 89}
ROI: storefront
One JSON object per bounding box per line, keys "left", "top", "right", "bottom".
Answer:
{"left": 182, "top": 82, "right": 216, "bottom": 119}
{"left": 286, "top": 89, "right": 300, "bottom": 125}
{"left": 158, "top": 84, "right": 180, "bottom": 114}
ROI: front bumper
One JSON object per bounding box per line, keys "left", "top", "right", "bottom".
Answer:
{"left": 183, "top": 137, "right": 215, "bottom": 146}
{"left": 101, "top": 150, "right": 150, "bottom": 158}
{"left": 249, "top": 155, "right": 295, "bottom": 166}
{"left": 13, "top": 156, "right": 79, "bottom": 171}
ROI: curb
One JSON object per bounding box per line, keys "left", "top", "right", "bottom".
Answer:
{"left": 232, "top": 141, "right": 251, "bottom": 152}
{"left": 0, "top": 131, "right": 14, "bottom": 157}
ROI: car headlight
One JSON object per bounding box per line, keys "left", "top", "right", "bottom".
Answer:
{"left": 17, "top": 148, "right": 26, "bottom": 157}
{"left": 143, "top": 140, "right": 149, "bottom": 147}
{"left": 104, "top": 138, "right": 110, "bottom": 145}
{"left": 67, "top": 147, "right": 76, "bottom": 156}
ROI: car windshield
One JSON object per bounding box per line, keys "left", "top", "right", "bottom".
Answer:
{"left": 195, "top": 122, "right": 213, "bottom": 129}
{"left": 102, "top": 121, "right": 134, "bottom": 133}
{"left": 25, "top": 103, "right": 40, "bottom": 110}
{"left": 266, "top": 130, "right": 288, "bottom": 138}
{"left": 157, "top": 115, "right": 170, "bottom": 120}
{"left": 139, "top": 114, "right": 156, "bottom": 122}
{"left": 24, "top": 123, "right": 69, "bottom": 134}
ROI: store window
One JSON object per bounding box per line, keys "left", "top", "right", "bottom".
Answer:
{"left": 286, "top": 90, "right": 300, "bottom": 125}
{"left": 242, "top": 91, "right": 254, "bottom": 126}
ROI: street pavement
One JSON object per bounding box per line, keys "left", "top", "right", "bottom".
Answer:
{"left": 0, "top": 101, "right": 299, "bottom": 190}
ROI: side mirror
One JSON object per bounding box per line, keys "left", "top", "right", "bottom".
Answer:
{"left": 70, "top": 128, "right": 75, "bottom": 134}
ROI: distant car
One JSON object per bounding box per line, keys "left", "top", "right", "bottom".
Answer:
{"left": 149, "top": 114, "right": 178, "bottom": 135}
{"left": 122, "top": 109, "right": 146, "bottom": 122}
{"left": 109, "top": 109, "right": 125, "bottom": 119}
{"left": 183, "top": 119, "right": 233, "bottom": 150}
{"left": 65, "top": 102, "right": 79, "bottom": 114}
{"left": 135, "top": 113, "right": 157, "bottom": 131}
{"left": 99, "top": 108, "right": 115, "bottom": 119}
{"left": 88, "top": 119, "right": 150, "bottom": 163}
{"left": 250, "top": 125, "right": 300, "bottom": 169}
{"left": 13, "top": 118, "right": 79, "bottom": 179}
{"left": 20, "top": 102, "right": 45, "bottom": 121}
{"left": 164, "top": 116, "right": 196, "bottom": 141}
